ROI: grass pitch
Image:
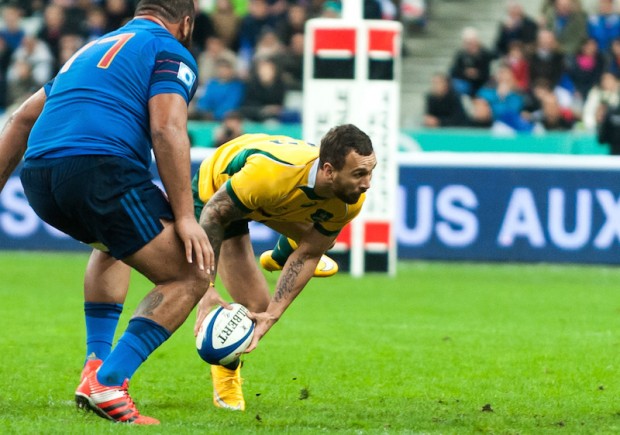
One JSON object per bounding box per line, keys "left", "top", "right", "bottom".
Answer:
{"left": 1, "top": 251, "right": 620, "bottom": 434}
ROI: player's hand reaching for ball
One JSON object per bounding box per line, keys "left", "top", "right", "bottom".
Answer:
{"left": 193, "top": 285, "right": 231, "bottom": 336}
{"left": 174, "top": 216, "right": 215, "bottom": 273}
{"left": 244, "top": 311, "right": 278, "bottom": 353}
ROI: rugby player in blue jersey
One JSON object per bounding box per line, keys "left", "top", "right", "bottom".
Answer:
{"left": 0, "top": 0, "right": 230, "bottom": 425}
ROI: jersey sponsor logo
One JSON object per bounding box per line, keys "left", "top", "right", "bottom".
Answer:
{"left": 311, "top": 209, "right": 333, "bottom": 223}
{"left": 177, "top": 61, "right": 196, "bottom": 90}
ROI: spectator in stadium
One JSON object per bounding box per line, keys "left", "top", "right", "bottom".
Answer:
{"left": 321, "top": 1, "right": 342, "bottom": 18}
{"left": 237, "top": 0, "right": 276, "bottom": 66}
{"left": 494, "top": 0, "right": 538, "bottom": 57}
{"left": 466, "top": 97, "right": 494, "bottom": 128}
{"left": 539, "top": 0, "right": 557, "bottom": 17}
{"left": 528, "top": 29, "right": 565, "bottom": 89}
{"left": 423, "top": 72, "right": 469, "bottom": 128}
{"left": 476, "top": 63, "right": 530, "bottom": 132}
{"left": 37, "top": 3, "right": 68, "bottom": 64}
{"left": 521, "top": 78, "right": 576, "bottom": 130}
{"left": 191, "top": 124, "right": 375, "bottom": 411}
{"left": 212, "top": 109, "right": 244, "bottom": 147}
{"left": 1, "top": 0, "right": 228, "bottom": 425}
{"left": 566, "top": 37, "right": 606, "bottom": 100}
{"left": 253, "top": 28, "right": 286, "bottom": 65}
{"left": 57, "top": 33, "right": 85, "bottom": 73}
{"left": 8, "top": 34, "right": 55, "bottom": 87}
{"left": 104, "top": 0, "right": 133, "bottom": 32}
{"left": 587, "top": 0, "right": 620, "bottom": 54}
{"left": 191, "top": 0, "right": 215, "bottom": 55}
{"left": 196, "top": 35, "right": 237, "bottom": 85}
{"left": 526, "top": 80, "right": 576, "bottom": 130}
{"left": 582, "top": 71, "right": 620, "bottom": 131}
{"left": 596, "top": 97, "right": 620, "bottom": 154}
{"left": 210, "top": 0, "right": 241, "bottom": 50}
{"left": 193, "top": 57, "right": 245, "bottom": 121}
{"left": 240, "top": 56, "right": 286, "bottom": 122}
{"left": 280, "top": 31, "right": 305, "bottom": 91}
{"left": 17, "top": 0, "right": 47, "bottom": 17}
{"left": 363, "top": 0, "right": 383, "bottom": 19}
{"left": 504, "top": 40, "right": 530, "bottom": 91}
{"left": 6, "top": 58, "right": 37, "bottom": 108}
{"left": 267, "top": 0, "right": 290, "bottom": 22}
{"left": 449, "top": 26, "right": 494, "bottom": 97}
{"left": 274, "top": 2, "right": 307, "bottom": 46}
{"left": 55, "top": 0, "right": 88, "bottom": 36}
{"left": 542, "top": 0, "right": 587, "bottom": 55}
{"left": 606, "top": 37, "right": 620, "bottom": 77}
{"left": 0, "top": 4, "right": 26, "bottom": 55}
{"left": 83, "top": 6, "right": 108, "bottom": 42}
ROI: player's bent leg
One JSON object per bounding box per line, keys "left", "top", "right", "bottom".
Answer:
{"left": 81, "top": 250, "right": 131, "bottom": 380}
{"left": 77, "top": 221, "right": 212, "bottom": 424}
{"left": 220, "top": 234, "right": 270, "bottom": 312}
{"left": 124, "top": 220, "right": 212, "bottom": 331}
{"left": 207, "top": 235, "right": 269, "bottom": 411}
{"left": 84, "top": 249, "right": 131, "bottom": 303}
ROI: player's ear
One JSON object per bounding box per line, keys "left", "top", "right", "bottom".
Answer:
{"left": 323, "top": 162, "right": 335, "bottom": 180}
{"left": 181, "top": 15, "right": 193, "bottom": 41}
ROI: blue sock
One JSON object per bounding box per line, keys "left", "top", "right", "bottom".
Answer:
{"left": 96, "top": 317, "right": 171, "bottom": 386}
{"left": 84, "top": 302, "right": 123, "bottom": 364}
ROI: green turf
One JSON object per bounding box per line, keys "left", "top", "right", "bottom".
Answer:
{"left": 1, "top": 251, "right": 620, "bottom": 434}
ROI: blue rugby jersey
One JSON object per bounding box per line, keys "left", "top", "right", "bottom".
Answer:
{"left": 25, "top": 18, "right": 198, "bottom": 169}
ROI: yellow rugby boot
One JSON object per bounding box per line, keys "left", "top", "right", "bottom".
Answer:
{"left": 211, "top": 364, "right": 245, "bottom": 411}
{"left": 259, "top": 250, "right": 338, "bottom": 277}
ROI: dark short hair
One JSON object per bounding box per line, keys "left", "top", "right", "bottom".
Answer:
{"left": 135, "top": 0, "right": 195, "bottom": 23}
{"left": 319, "top": 124, "right": 373, "bottom": 170}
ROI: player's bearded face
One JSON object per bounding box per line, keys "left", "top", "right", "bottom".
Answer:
{"left": 332, "top": 152, "right": 376, "bottom": 204}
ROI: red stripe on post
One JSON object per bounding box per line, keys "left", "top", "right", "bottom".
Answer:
{"left": 313, "top": 28, "right": 356, "bottom": 55}
{"left": 368, "top": 29, "right": 397, "bottom": 57}
{"left": 364, "top": 221, "right": 390, "bottom": 245}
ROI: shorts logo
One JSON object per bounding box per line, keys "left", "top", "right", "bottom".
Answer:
{"left": 177, "top": 62, "right": 196, "bottom": 89}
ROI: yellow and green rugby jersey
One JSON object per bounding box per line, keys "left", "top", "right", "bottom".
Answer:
{"left": 193, "top": 133, "right": 364, "bottom": 236}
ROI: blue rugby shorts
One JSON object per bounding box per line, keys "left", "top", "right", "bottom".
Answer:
{"left": 20, "top": 155, "right": 173, "bottom": 259}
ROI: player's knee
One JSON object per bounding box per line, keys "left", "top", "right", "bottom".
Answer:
{"left": 170, "top": 266, "right": 211, "bottom": 304}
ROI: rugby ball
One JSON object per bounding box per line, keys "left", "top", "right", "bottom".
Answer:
{"left": 196, "top": 303, "right": 255, "bottom": 365}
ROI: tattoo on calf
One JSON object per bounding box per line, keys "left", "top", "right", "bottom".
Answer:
{"left": 136, "top": 290, "right": 164, "bottom": 316}
{"left": 274, "top": 258, "right": 304, "bottom": 302}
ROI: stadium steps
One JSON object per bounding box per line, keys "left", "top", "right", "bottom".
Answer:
{"left": 400, "top": 0, "right": 541, "bottom": 128}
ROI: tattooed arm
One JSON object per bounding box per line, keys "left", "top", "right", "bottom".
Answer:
{"left": 245, "top": 227, "right": 336, "bottom": 353}
{"left": 198, "top": 185, "right": 249, "bottom": 275}
{"left": 0, "top": 88, "right": 46, "bottom": 192}
{"left": 193, "top": 185, "right": 249, "bottom": 335}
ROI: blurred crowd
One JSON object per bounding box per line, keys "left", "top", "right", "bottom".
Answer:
{"left": 424, "top": 0, "right": 620, "bottom": 136}
{"left": 0, "top": 0, "right": 407, "bottom": 129}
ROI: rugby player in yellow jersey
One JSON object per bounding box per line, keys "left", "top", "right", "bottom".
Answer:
{"left": 192, "top": 124, "right": 375, "bottom": 410}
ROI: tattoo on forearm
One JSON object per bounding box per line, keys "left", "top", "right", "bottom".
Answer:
{"left": 135, "top": 289, "right": 164, "bottom": 317}
{"left": 274, "top": 258, "right": 304, "bottom": 302}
